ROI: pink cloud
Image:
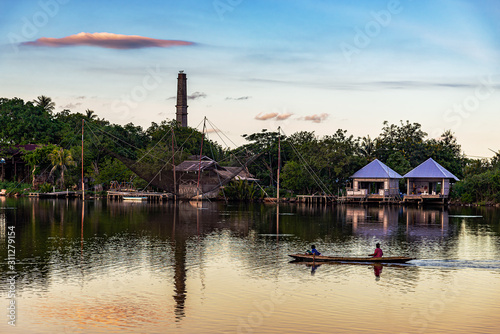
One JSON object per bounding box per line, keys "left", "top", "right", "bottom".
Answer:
{"left": 276, "top": 113, "right": 293, "bottom": 120}
{"left": 21, "top": 32, "right": 194, "bottom": 49}
{"left": 304, "top": 113, "right": 329, "bottom": 123}
{"left": 255, "top": 112, "right": 278, "bottom": 121}
{"left": 255, "top": 112, "right": 293, "bottom": 121}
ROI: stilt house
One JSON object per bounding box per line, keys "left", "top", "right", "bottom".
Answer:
{"left": 175, "top": 155, "right": 256, "bottom": 198}
{"left": 346, "top": 159, "right": 402, "bottom": 201}
{"left": 403, "top": 158, "right": 459, "bottom": 202}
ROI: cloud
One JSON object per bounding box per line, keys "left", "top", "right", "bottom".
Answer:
{"left": 166, "top": 91, "right": 207, "bottom": 100}
{"left": 255, "top": 112, "right": 294, "bottom": 121}
{"left": 304, "top": 113, "right": 329, "bottom": 123}
{"left": 276, "top": 113, "right": 293, "bottom": 120}
{"left": 62, "top": 102, "right": 82, "bottom": 109}
{"left": 21, "top": 32, "right": 195, "bottom": 49}
{"left": 255, "top": 112, "right": 278, "bottom": 121}
{"left": 187, "top": 92, "right": 207, "bottom": 100}
{"left": 226, "top": 96, "right": 251, "bottom": 100}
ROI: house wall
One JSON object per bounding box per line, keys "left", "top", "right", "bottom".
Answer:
{"left": 352, "top": 178, "right": 400, "bottom": 196}
{"left": 407, "top": 178, "right": 452, "bottom": 197}
{"left": 388, "top": 179, "right": 400, "bottom": 196}
{"left": 443, "top": 179, "right": 450, "bottom": 196}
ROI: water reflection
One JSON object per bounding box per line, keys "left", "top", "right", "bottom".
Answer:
{"left": 172, "top": 205, "right": 186, "bottom": 321}
{"left": 0, "top": 199, "right": 499, "bottom": 333}
{"left": 373, "top": 263, "right": 383, "bottom": 280}
{"left": 310, "top": 263, "right": 321, "bottom": 275}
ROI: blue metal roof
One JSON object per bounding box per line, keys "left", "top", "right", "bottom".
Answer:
{"left": 403, "top": 158, "right": 459, "bottom": 181}
{"left": 350, "top": 159, "right": 403, "bottom": 179}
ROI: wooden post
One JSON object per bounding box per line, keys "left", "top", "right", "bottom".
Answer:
{"left": 277, "top": 127, "right": 281, "bottom": 203}
{"left": 196, "top": 118, "right": 206, "bottom": 202}
{"left": 81, "top": 119, "right": 85, "bottom": 200}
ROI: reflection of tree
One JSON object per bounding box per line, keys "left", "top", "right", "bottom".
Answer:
{"left": 4, "top": 199, "right": 495, "bottom": 325}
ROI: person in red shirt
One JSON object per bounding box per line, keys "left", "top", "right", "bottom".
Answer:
{"left": 369, "top": 243, "right": 383, "bottom": 258}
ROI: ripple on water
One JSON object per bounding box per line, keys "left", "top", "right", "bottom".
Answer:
{"left": 410, "top": 259, "right": 500, "bottom": 270}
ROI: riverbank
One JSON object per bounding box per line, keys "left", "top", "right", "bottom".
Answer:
{"left": 2, "top": 189, "right": 499, "bottom": 207}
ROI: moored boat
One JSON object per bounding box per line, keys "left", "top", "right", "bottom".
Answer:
{"left": 289, "top": 254, "right": 414, "bottom": 264}
{"left": 122, "top": 196, "right": 147, "bottom": 201}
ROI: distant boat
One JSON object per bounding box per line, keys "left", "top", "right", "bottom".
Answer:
{"left": 122, "top": 196, "right": 147, "bottom": 201}
{"left": 289, "top": 254, "right": 414, "bottom": 264}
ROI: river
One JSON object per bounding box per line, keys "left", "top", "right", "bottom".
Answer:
{"left": 1, "top": 197, "right": 499, "bottom": 333}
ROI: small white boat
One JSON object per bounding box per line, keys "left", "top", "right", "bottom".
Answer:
{"left": 122, "top": 196, "right": 147, "bottom": 201}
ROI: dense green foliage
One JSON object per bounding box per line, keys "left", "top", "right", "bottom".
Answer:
{"left": 0, "top": 96, "right": 498, "bottom": 203}
{"left": 0, "top": 97, "right": 222, "bottom": 193}
{"left": 238, "top": 121, "right": 473, "bottom": 198}
{"left": 451, "top": 154, "right": 500, "bottom": 203}
{"left": 221, "top": 180, "right": 264, "bottom": 201}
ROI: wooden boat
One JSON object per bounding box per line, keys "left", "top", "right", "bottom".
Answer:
{"left": 289, "top": 254, "right": 414, "bottom": 264}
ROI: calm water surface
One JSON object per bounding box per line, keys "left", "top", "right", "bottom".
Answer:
{"left": 1, "top": 198, "right": 500, "bottom": 333}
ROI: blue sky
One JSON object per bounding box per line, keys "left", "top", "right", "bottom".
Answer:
{"left": 1, "top": 0, "right": 499, "bottom": 157}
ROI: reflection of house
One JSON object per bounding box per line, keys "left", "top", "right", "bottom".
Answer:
{"left": 0, "top": 144, "right": 37, "bottom": 182}
{"left": 403, "top": 158, "right": 459, "bottom": 203}
{"left": 345, "top": 159, "right": 402, "bottom": 202}
{"left": 346, "top": 206, "right": 400, "bottom": 236}
{"left": 403, "top": 207, "right": 449, "bottom": 237}
{"left": 174, "top": 155, "right": 256, "bottom": 198}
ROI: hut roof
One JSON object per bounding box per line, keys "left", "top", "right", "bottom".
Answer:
{"left": 350, "top": 159, "right": 402, "bottom": 179}
{"left": 215, "top": 167, "right": 258, "bottom": 181}
{"left": 403, "top": 158, "right": 459, "bottom": 181}
{"left": 175, "top": 158, "right": 257, "bottom": 182}
{"left": 175, "top": 159, "right": 218, "bottom": 172}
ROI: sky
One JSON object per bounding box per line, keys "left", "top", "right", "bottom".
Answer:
{"left": 0, "top": 0, "right": 499, "bottom": 157}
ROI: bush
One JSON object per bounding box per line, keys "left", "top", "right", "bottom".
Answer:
{"left": 38, "top": 183, "right": 53, "bottom": 193}
{"left": 221, "top": 180, "right": 264, "bottom": 201}
{"left": 0, "top": 181, "right": 32, "bottom": 195}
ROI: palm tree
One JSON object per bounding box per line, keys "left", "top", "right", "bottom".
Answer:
{"left": 85, "top": 109, "right": 97, "bottom": 120}
{"left": 359, "top": 135, "right": 377, "bottom": 160}
{"left": 48, "top": 148, "right": 76, "bottom": 189}
{"left": 34, "top": 95, "right": 55, "bottom": 113}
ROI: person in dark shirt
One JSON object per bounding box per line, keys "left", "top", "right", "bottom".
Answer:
{"left": 369, "top": 243, "right": 383, "bottom": 258}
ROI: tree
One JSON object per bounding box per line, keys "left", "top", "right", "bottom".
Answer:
{"left": 358, "top": 135, "right": 377, "bottom": 160}
{"left": 22, "top": 144, "right": 59, "bottom": 187}
{"left": 0, "top": 98, "right": 61, "bottom": 145}
{"left": 490, "top": 150, "right": 500, "bottom": 169}
{"left": 237, "top": 129, "right": 286, "bottom": 188}
{"left": 376, "top": 120, "right": 427, "bottom": 167}
{"left": 48, "top": 147, "right": 76, "bottom": 189}
{"left": 425, "top": 130, "right": 464, "bottom": 178}
{"left": 386, "top": 151, "right": 411, "bottom": 176}
{"left": 33, "top": 95, "right": 55, "bottom": 114}
{"left": 281, "top": 160, "right": 311, "bottom": 194}
{"left": 85, "top": 109, "right": 97, "bottom": 120}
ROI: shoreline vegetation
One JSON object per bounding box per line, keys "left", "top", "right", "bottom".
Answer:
{"left": 1, "top": 96, "right": 499, "bottom": 205}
